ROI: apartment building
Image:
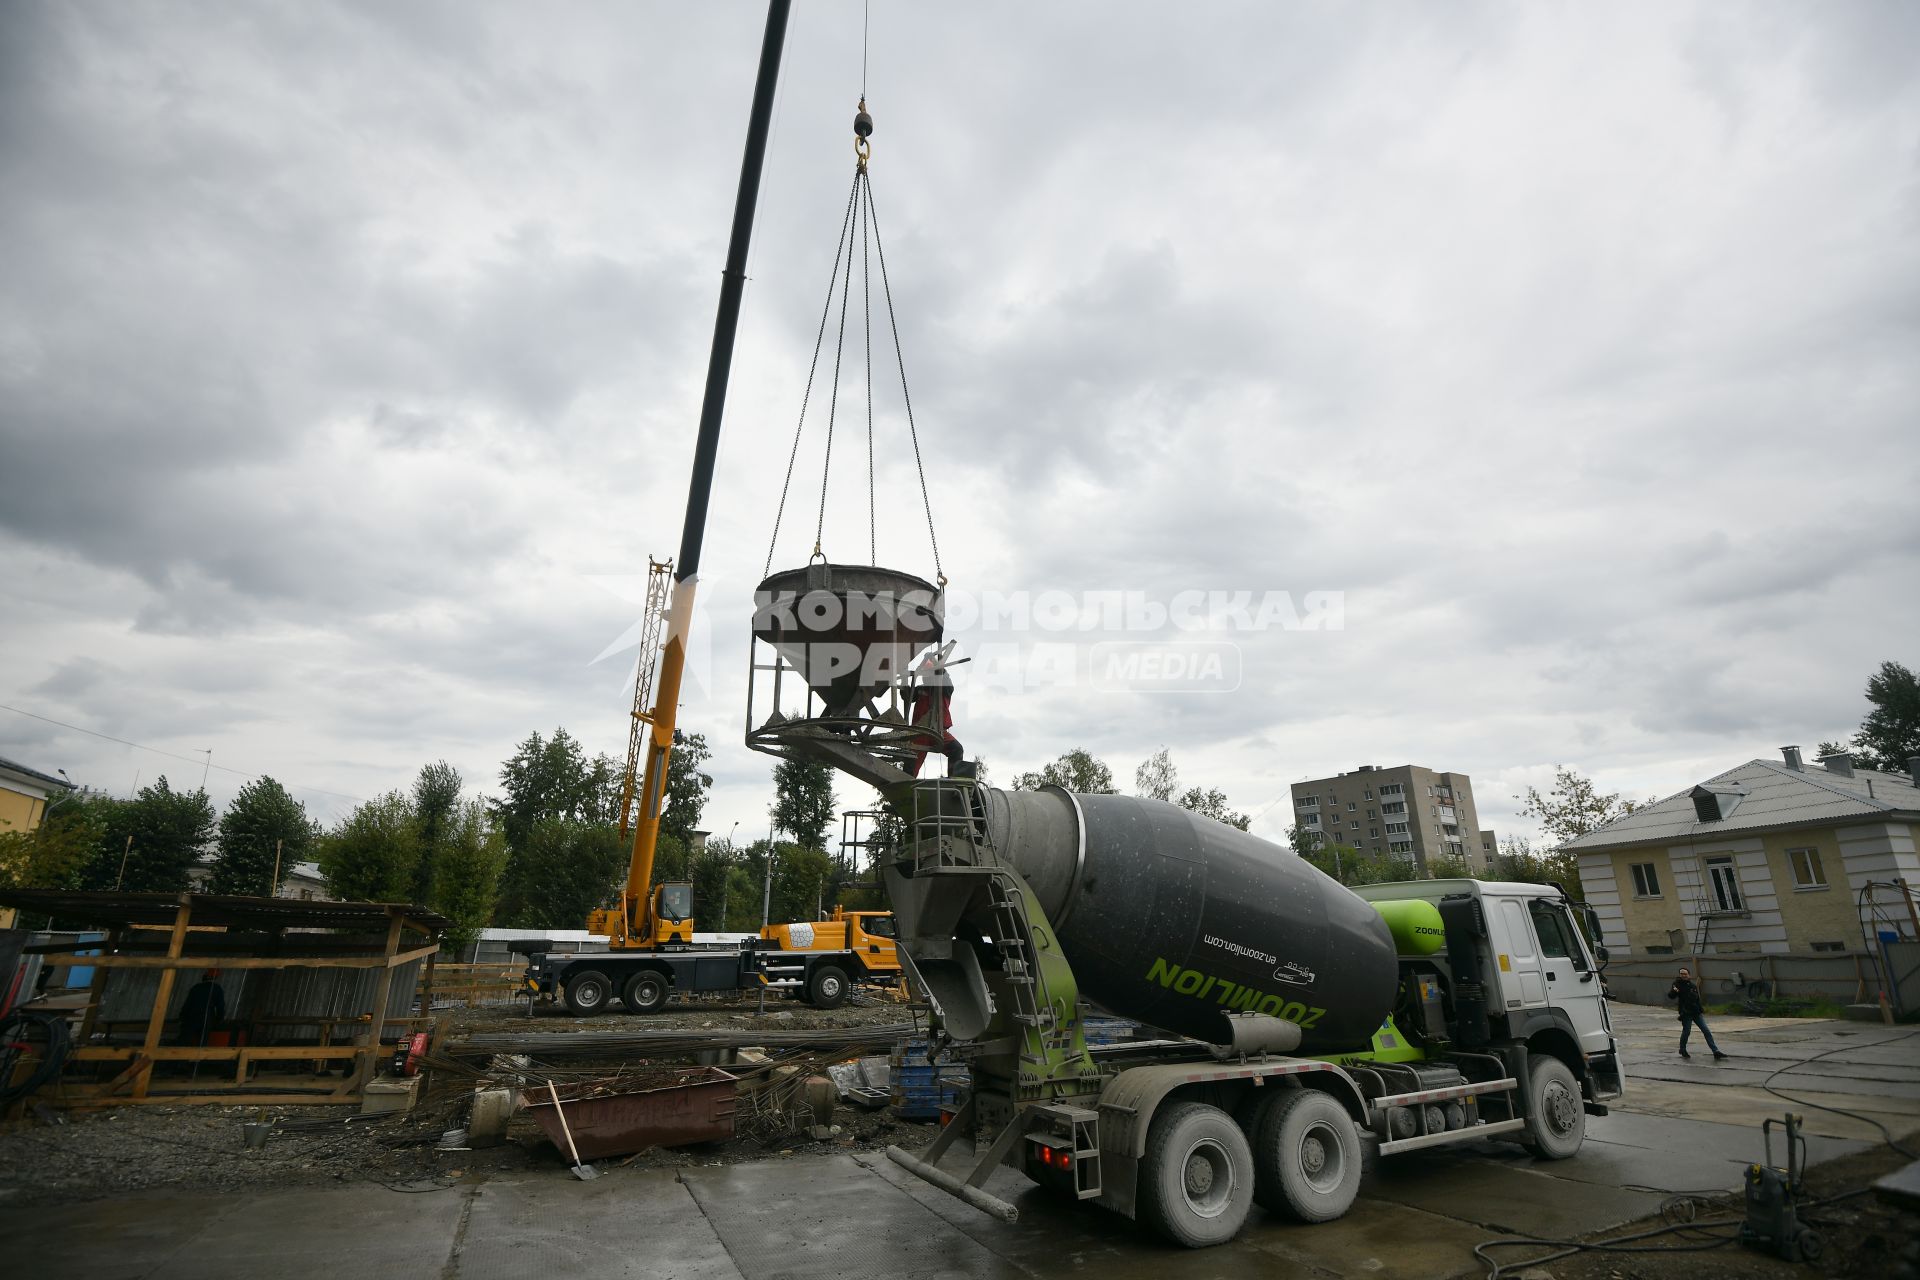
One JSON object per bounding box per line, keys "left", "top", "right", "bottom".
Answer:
{"left": 1290, "top": 763, "right": 1487, "bottom": 875}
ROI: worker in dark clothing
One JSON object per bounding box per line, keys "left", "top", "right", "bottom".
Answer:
{"left": 177, "top": 968, "right": 226, "bottom": 1047}
{"left": 1666, "top": 966, "right": 1726, "bottom": 1060}
{"left": 907, "top": 647, "right": 966, "bottom": 776}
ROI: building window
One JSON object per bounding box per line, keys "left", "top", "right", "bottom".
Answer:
{"left": 1386, "top": 821, "right": 1408, "bottom": 835}
{"left": 1706, "top": 857, "right": 1744, "bottom": 913}
{"left": 1302, "top": 814, "right": 1320, "bottom": 828}
{"left": 1380, "top": 783, "right": 1403, "bottom": 796}
{"left": 1350, "top": 821, "right": 1360, "bottom": 831}
{"left": 1369, "top": 827, "right": 1379, "bottom": 838}
{"left": 1389, "top": 841, "right": 1412, "bottom": 854}
{"left": 1787, "top": 848, "right": 1827, "bottom": 890}
{"left": 1382, "top": 801, "right": 1406, "bottom": 816}
{"left": 1645, "top": 944, "right": 1674, "bottom": 955}
{"left": 1366, "top": 808, "right": 1377, "bottom": 820}
{"left": 1363, "top": 788, "right": 1372, "bottom": 799}
{"left": 1347, "top": 802, "right": 1356, "bottom": 812}
{"left": 1297, "top": 796, "right": 1317, "bottom": 809}
{"left": 1809, "top": 941, "right": 1845, "bottom": 953}
{"left": 1630, "top": 863, "right": 1661, "bottom": 898}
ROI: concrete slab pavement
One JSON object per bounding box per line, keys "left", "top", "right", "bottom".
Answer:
{"left": 2, "top": 1004, "right": 1914, "bottom": 1280}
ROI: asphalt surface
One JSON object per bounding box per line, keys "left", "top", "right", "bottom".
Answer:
{"left": 3, "top": 1004, "right": 1916, "bottom": 1280}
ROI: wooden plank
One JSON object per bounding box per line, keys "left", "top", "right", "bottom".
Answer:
{"left": 75, "top": 926, "right": 121, "bottom": 1044}
{"left": 72, "top": 953, "right": 399, "bottom": 970}
{"left": 135, "top": 900, "right": 193, "bottom": 1099}
{"left": 71, "top": 1046, "right": 362, "bottom": 1062}
{"left": 387, "top": 942, "right": 439, "bottom": 968}
{"left": 356, "top": 911, "right": 407, "bottom": 1092}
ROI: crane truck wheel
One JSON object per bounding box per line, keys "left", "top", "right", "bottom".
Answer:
{"left": 1138, "top": 1101, "right": 1255, "bottom": 1248}
{"left": 562, "top": 970, "right": 612, "bottom": 1016}
{"left": 623, "top": 970, "right": 669, "bottom": 1014}
{"left": 1522, "top": 1054, "right": 1584, "bottom": 1160}
{"left": 1252, "top": 1089, "right": 1362, "bottom": 1222}
{"left": 806, "top": 964, "right": 850, "bottom": 1009}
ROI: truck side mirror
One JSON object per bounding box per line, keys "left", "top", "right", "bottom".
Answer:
{"left": 1593, "top": 944, "right": 1610, "bottom": 969}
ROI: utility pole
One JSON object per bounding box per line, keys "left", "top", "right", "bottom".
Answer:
{"left": 269, "top": 838, "right": 284, "bottom": 898}
{"left": 762, "top": 826, "right": 776, "bottom": 930}
{"left": 114, "top": 835, "right": 133, "bottom": 891}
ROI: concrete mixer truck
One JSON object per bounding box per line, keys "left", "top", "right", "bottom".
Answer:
{"left": 871, "top": 778, "right": 1625, "bottom": 1248}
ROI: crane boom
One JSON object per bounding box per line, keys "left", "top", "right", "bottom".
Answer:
{"left": 593, "top": 0, "right": 791, "bottom": 949}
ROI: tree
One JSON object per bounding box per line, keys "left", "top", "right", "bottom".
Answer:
{"left": 1489, "top": 834, "right": 1583, "bottom": 902}
{"left": 319, "top": 792, "right": 419, "bottom": 902}
{"left": 771, "top": 843, "right": 832, "bottom": 924}
{"left": 429, "top": 801, "right": 509, "bottom": 950}
{"left": 490, "top": 728, "right": 621, "bottom": 853}
{"left": 1423, "top": 854, "right": 1475, "bottom": 880}
{"left": 0, "top": 791, "right": 111, "bottom": 893}
{"left": 208, "top": 777, "right": 317, "bottom": 896}
{"left": 663, "top": 730, "right": 714, "bottom": 847}
{"left": 76, "top": 777, "right": 215, "bottom": 893}
{"left": 1516, "top": 767, "right": 1640, "bottom": 846}
{"left": 1176, "top": 786, "right": 1250, "bottom": 830}
{"left": 410, "top": 761, "right": 464, "bottom": 904}
{"left": 1135, "top": 748, "right": 1178, "bottom": 802}
{"left": 771, "top": 758, "right": 837, "bottom": 852}
{"left": 1012, "top": 749, "right": 1117, "bottom": 794}
{"left": 1846, "top": 660, "right": 1920, "bottom": 774}
{"left": 493, "top": 817, "right": 625, "bottom": 929}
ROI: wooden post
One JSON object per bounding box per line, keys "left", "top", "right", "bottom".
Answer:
{"left": 355, "top": 910, "right": 407, "bottom": 1092}
{"left": 135, "top": 900, "right": 193, "bottom": 1099}
{"left": 1902, "top": 877, "right": 1920, "bottom": 942}
{"left": 114, "top": 836, "right": 133, "bottom": 891}
{"left": 269, "top": 839, "right": 283, "bottom": 898}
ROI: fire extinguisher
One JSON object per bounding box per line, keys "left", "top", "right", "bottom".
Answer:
{"left": 389, "top": 1031, "right": 428, "bottom": 1076}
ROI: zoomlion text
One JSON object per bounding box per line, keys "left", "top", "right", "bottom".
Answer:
{"left": 1146, "top": 957, "right": 1325, "bottom": 1029}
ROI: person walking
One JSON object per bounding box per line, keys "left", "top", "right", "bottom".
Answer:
{"left": 177, "top": 968, "right": 226, "bottom": 1048}
{"left": 1666, "top": 965, "right": 1727, "bottom": 1060}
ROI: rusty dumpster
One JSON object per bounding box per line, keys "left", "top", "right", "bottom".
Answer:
{"left": 521, "top": 1066, "right": 737, "bottom": 1161}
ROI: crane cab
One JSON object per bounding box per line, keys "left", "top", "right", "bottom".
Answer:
{"left": 588, "top": 881, "right": 696, "bottom": 949}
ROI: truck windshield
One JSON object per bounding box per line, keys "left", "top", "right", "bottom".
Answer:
{"left": 660, "top": 884, "right": 691, "bottom": 922}
{"left": 862, "top": 915, "right": 895, "bottom": 938}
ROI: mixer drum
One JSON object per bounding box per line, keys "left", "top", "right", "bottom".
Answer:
{"left": 985, "top": 788, "right": 1399, "bottom": 1053}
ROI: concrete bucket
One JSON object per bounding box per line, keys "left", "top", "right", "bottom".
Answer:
{"left": 751, "top": 563, "right": 944, "bottom": 715}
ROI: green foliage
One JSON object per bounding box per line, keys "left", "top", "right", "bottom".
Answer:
{"left": 1177, "top": 786, "right": 1250, "bottom": 830}
{"left": 76, "top": 777, "right": 215, "bottom": 893}
{"left": 770, "top": 758, "right": 837, "bottom": 851}
{"left": 1516, "top": 766, "right": 1641, "bottom": 845}
{"left": 428, "top": 801, "right": 508, "bottom": 949}
{"left": 0, "top": 791, "right": 109, "bottom": 893}
{"left": 1013, "top": 749, "right": 1117, "bottom": 794}
{"left": 319, "top": 792, "right": 419, "bottom": 903}
{"left": 208, "top": 777, "right": 316, "bottom": 896}
{"left": 1487, "top": 834, "right": 1584, "bottom": 901}
{"left": 663, "top": 730, "right": 714, "bottom": 847}
{"left": 1847, "top": 660, "right": 1920, "bottom": 774}
{"left": 1423, "top": 854, "right": 1475, "bottom": 880}
{"left": 410, "top": 761, "right": 463, "bottom": 903}
{"left": 493, "top": 817, "right": 624, "bottom": 928}
{"left": 1135, "top": 748, "right": 1177, "bottom": 801}
{"left": 490, "top": 729, "right": 621, "bottom": 854}
{"left": 1300, "top": 841, "right": 1408, "bottom": 886}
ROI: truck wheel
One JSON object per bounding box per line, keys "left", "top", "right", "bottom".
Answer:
{"left": 807, "top": 964, "right": 850, "bottom": 1009}
{"left": 622, "top": 970, "right": 668, "bottom": 1014}
{"left": 563, "top": 970, "right": 612, "bottom": 1016}
{"left": 1523, "top": 1054, "right": 1584, "bottom": 1160}
{"left": 1252, "top": 1089, "right": 1362, "bottom": 1222}
{"left": 1138, "top": 1101, "right": 1254, "bottom": 1248}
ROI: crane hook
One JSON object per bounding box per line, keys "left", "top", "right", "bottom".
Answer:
{"left": 854, "top": 97, "right": 873, "bottom": 168}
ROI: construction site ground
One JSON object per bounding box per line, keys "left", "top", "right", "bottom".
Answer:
{"left": 1, "top": 1003, "right": 1915, "bottom": 1279}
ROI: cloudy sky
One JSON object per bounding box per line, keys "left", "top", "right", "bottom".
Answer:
{"left": 3, "top": 2, "right": 1917, "bottom": 854}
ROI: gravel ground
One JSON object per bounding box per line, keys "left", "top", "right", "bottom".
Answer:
{"left": 0, "top": 991, "right": 940, "bottom": 1208}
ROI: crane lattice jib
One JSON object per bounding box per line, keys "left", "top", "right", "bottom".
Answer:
{"left": 617, "top": 558, "right": 674, "bottom": 843}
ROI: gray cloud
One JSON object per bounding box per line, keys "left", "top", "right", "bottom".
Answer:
{"left": 2, "top": 2, "right": 1917, "bottom": 853}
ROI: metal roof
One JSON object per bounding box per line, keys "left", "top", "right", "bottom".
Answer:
{"left": 1561, "top": 758, "right": 1920, "bottom": 854}
{"left": 0, "top": 756, "right": 75, "bottom": 792}
{"left": 0, "top": 888, "right": 447, "bottom": 932}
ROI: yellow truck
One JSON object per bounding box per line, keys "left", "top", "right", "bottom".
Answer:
{"left": 757, "top": 908, "right": 901, "bottom": 1008}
